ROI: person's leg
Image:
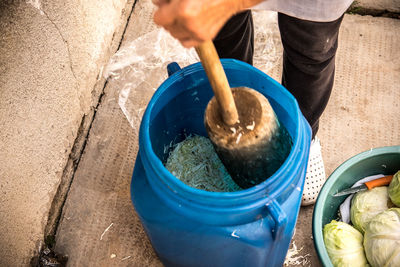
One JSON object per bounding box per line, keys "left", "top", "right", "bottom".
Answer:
{"left": 278, "top": 13, "right": 344, "bottom": 139}
{"left": 278, "top": 13, "right": 344, "bottom": 205}
{"left": 213, "top": 10, "right": 254, "bottom": 65}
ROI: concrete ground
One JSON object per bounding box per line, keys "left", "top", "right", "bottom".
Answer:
{"left": 53, "top": 0, "right": 400, "bottom": 266}
{"left": 0, "top": 0, "right": 399, "bottom": 266}
{"left": 0, "top": 0, "right": 134, "bottom": 265}
{"left": 350, "top": 0, "right": 400, "bottom": 13}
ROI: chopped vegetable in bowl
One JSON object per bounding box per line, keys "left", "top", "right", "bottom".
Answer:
{"left": 350, "top": 186, "right": 390, "bottom": 234}
{"left": 323, "top": 220, "right": 369, "bottom": 267}
{"left": 363, "top": 208, "right": 400, "bottom": 267}
{"left": 388, "top": 171, "right": 400, "bottom": 207}
{"left": 323, "top": 170, "right": 400, "bottom": 266}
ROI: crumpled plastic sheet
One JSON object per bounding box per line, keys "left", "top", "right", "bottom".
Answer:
{"left": 104, "top": 11, "right": 281, "bottom": 133}
{"left": 104, "top": 29, "right": 198, "bottom": 132}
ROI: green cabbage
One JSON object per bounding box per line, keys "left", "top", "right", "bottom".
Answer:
{"left": 323, "top": 220, "right": 369, "bottom": 267}
{"left": 388, "top": 171, "right": 400, "bottom": 207}
{"left": 351, "top": 186, "right": 390, "bottom": 234}
{"left": 165, "top": 135, "right": 241, "bottom": 192}
{"left": 363, "top": 208, "right": 400, "bottom": 267}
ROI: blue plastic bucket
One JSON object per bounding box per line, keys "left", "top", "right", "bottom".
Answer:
{"left": 131, "top": 59, "right": 311, "bottom": 267}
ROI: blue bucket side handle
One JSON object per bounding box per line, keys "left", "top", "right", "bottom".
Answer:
{"left": 266, "top": 199, "right": 287, "bottom": 240}
{"left": 167, "top": 62, "right": 181, "bottom": 77}
{"left": 266, "top": 199, "right": 288, "bottom": 266}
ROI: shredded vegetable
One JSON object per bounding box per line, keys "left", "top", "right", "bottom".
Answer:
{"left": 165, "top": 135, "right": 242, "bottom": 192}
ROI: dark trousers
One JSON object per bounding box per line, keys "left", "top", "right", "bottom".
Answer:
{"left": 213, "top": 11, "right": 344, "bottom": 139}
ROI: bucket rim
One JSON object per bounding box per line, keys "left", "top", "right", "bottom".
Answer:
{"left": 139, "top": 59, "right": 308, "bottom": 202}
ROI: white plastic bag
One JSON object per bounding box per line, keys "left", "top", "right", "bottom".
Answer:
{"left": 104, "top": 11, "right": 281, "bottom": 133}
{"left": 104, "top": 29, "right": 198, "bottom": 131}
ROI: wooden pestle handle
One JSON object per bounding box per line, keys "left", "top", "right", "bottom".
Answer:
{"left": 365, "top": 175, "right": 393, "bottom": 190}
{"left": 195, "top": 41, "right": 239, "bottom": 126}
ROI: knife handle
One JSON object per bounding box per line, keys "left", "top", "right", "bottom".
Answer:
{"left": 365, "top": 175, "right": 393, "bottom": 190}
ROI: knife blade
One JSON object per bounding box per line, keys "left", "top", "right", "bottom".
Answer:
{"left": 333, "top": 175, "right": 393, "bottom": 197}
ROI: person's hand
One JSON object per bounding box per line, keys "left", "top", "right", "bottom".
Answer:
{"left": 153, "top": 0, "right": 240, "bottom": 47}
{"left": 153, "top": 0, "right": 260, "bottom": 48}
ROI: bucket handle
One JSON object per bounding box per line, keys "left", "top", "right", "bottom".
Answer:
{"left": 167, "top": 62, "right": 181, "bottom": 77}
{"left": 266, "top": 199, "right": 287, "bottom": 240}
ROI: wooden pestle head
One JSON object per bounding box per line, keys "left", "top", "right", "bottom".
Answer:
{"left": 204, "top": 87, "right": 292, "bottom": 188}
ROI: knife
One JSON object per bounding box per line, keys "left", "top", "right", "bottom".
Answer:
{"left": 333, "top": 175, "right": 393, "bottom": 197}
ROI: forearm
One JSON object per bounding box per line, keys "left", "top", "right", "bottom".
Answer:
{"left": 153, "top": 0, "right": 264, "bottom": 47}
